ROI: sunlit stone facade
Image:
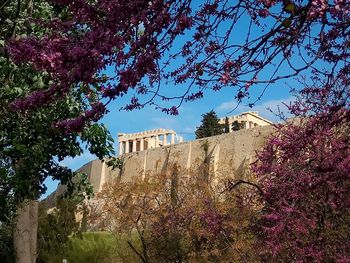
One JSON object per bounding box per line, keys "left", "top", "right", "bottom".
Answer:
{"left": 219, "top": 111, "right": 272, "bottom": 131}
{"left": 118, "top": 128, "right": 183, "bottom": 155}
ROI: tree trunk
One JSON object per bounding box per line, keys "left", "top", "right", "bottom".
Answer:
{"left": 13, "top": 200, "right": 38, "bottom": 263}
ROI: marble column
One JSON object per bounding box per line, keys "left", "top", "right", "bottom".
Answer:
{"left": 155, "top": 135, "right": 159, "bottom": 148}
{"left": 125, "top": 140, "right": 129, "bottom": 153}
{"left": 132, "top": 139, "right": 137, "bottom": 152}
{"left": 119, "top": 141, "right": 123, "bottom": 155}
{"left": 146, "top": 137, "right": 150, "bottom": 149}
{"left": 162, "top": 134, "right": 167, "bottom": 146}
{"left": 140, "top": 138, "right": 144, "bottom": 151}
{"left": 170, "top": 133, "right": 175, "bottom": 144}
{"left": 245, "top": 121, "right": 249, "bottom": 129}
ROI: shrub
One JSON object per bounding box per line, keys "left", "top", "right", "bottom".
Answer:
{"left": 65, "top": 232, "right": 117, "bottom": 263}
{"left": 92, "top": 169, "right": 261, "bottom": 262}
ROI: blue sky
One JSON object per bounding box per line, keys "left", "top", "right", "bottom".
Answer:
{"left": 43, "top": 82, "right": 294, "bottom": 197}
{"left": 59, "top": 87, "right": 293, "bottom": 173}
{"left": 43, "top": 3, "right": 304, "bottom": 197}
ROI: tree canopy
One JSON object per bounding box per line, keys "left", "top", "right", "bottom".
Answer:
{"left": 224, "top": 117, "right": 230, "bottom": 133}
{"left": 253, "top": 77, "right": 350, "bottom": 261}
{"left": 195, "top": 110, "right": 223, "bottom": 139}
{"left": 5, "top": 0, "right": 350, "bottom": 127}
{"left": 1, "top": 1, "right": 350, "bottom": 261}
{"left": 37, "top": 196, "right": 84, "bottom": 263}
{"left": 92, "top": 170, "right": 260, "bottom": 262}
{"left": 0, "top": 0, "right": 115, "bottom": 229}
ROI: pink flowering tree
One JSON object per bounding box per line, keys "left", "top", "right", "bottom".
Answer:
{"left": 4, "top": 1, "right": 350, "bottom": 258}
{"left": 92, "top": 170, "right": 260, "bottom": 262}
{"left": 253, "top": 74, "right": 350, "bottom": 261}
{"left": 7, "top": 0, "right": 350, "bottom": 131}
{"left": 0, "top": 2, "right": 116, "bottom": 260}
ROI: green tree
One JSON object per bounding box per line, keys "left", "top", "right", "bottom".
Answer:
{"left": 224, "top": 117, "right": 230, "bottom": 133}
{"left": 0, "top": 1, "right": 116, "bottom": 260}
{"left": 231, "top": 120, "right": 245, "bottom": 131}
{"left": 0, "top": 0, "right": 115, "bottom": 218}
{"left": 195, "top": 110, "right": 224, "bottom": 139}
{"left": 37, "top": 197, "right": 81, "bottom": 263}
{"left": 65, "top": 232, "right": 120, "bottom": 263}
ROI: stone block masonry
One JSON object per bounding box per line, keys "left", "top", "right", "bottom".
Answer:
{"left": 81, "top": 125, "right": 274, "bottom": 193}
{"left": 117, "top": 128, "right": 184, "bottom": 155}
{"left": 219, "top": 111, "right": 272, "bottom": 131}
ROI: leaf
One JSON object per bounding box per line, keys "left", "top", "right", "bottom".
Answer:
{"left": 282, "top": 18, "right": 292, "bottom": 28}
{"left": 14, "top": 143, "right": 26, "bottom": 153}
{"left": 285, "top": 3, "right": 296, "bottom": 14}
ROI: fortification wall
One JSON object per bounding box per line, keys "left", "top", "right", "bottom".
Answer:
{"left": 85, "top": 125, "right": 274, "bottom": 192}
{"left": 46, "top": 125, "right": 274, "bottom": 206}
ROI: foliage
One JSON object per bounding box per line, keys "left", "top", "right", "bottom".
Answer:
{"left": 39, "top": 230, "right": 123, "bottom": 263}
{"left": 0, "top": 219, "right": 15, "bottom": 263}
{"left": 65, "top": 232, "right": 120, "bottom": 263}
{"left": 6, "top": 0, "right": 350, "bottom": 121}
{"left": 60, "top": 231, "right": 144, "bottom": 263}
{"left": 195, "top": 110, "right": 224, "bottom": 139}
{"left": 106, "top": 156, "right": 125, "bottom": 171}
{"left": 224, "top": 117, "right": 230, "bottom": 133}
{"left": 38, "top": 194, "right": 140, "bottom": 263}
{"left": 0, "top": 0, "right": 114, "bottom": 224}
{"left": 253, "top": 76, "right": 350, "bottom": 262}
{"left": 37, "top": 196, "right": 83, "bottom": 263}
{"left": 231, "top": 120, "right": 245, "bottom": 131}
{"left": 92, "top": 168, "right": 261, "bottom": 262}
{"left": 2, "top": 1, "right": 350, "bottom": 261}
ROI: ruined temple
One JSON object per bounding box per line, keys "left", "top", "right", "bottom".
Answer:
{"left": 118, "top": 128, "right": 184, "bottom": 155}
{"left": 47, "top": 112, "right": 274, "bottom": 200}
{"left": 218, "top": 111, "right": 272, "bottom": 131}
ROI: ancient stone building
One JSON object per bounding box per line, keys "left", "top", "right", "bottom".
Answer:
{"left": 118, "top": 128, "right": 183, "bottom": 155}
{"left": 37, "top": 116, "right": 275, "bottom": 263}
{"left": 219, "top": 111, "right": 272, "bottom": 132}
{"left": 46, "top": 113, "right": 274, "bottom": 201}
{"left": 48, "top": 125, "right": 274, "bottom": 196}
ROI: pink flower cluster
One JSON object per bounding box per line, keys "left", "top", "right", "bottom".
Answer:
{"left": 253, "top": 76, "right": 350, "bottom": 261}
{"left": 54, "top": 102, "right": 107, "bottom": 133}
{"left": 308, "top": 0, "right": 328, "bottom": 19}
{"left": 7, "top": 0, "right": 193, "bottom": 132}
{"left": 6, "top": 0, "right": 350, "bottom": 135}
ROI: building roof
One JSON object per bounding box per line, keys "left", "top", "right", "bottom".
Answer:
{"left": 219, "top": 111, "right": 273, "bottom": 125}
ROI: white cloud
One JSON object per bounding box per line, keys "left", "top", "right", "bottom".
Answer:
{"left": 217, "top": 101, "right": 238, "bottom": 112}
{"left": 60, "top": 152, "right": 96, "bottom": 171}
{"left": 216, "top": 97, "right": 295, "bottom": 123}
{"left": 150, "top": 117, "right": 178, "bottom": 130}
{"left": 182, "top": 126, "right": 196, "bottom": 133}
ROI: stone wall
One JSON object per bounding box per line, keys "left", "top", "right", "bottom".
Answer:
{"left": 219, "top": 111, "right": 272, "bottom": 131}
{"left": 83, "top": 125, "right": 274, "bottom": 193}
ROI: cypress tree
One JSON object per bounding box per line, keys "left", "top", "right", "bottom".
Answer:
{"left": 195, "top": 110, "right": 224, "bottom": 139}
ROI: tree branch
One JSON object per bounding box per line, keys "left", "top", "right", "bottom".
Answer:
{"left": 226, "top": 179, "right": 264, "bottom": 196}
{"left": 127, "top": 240, "right": 146, "bottom": 263}
{"left": 11, "top": 0, "right": 21, "bottom": 37}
